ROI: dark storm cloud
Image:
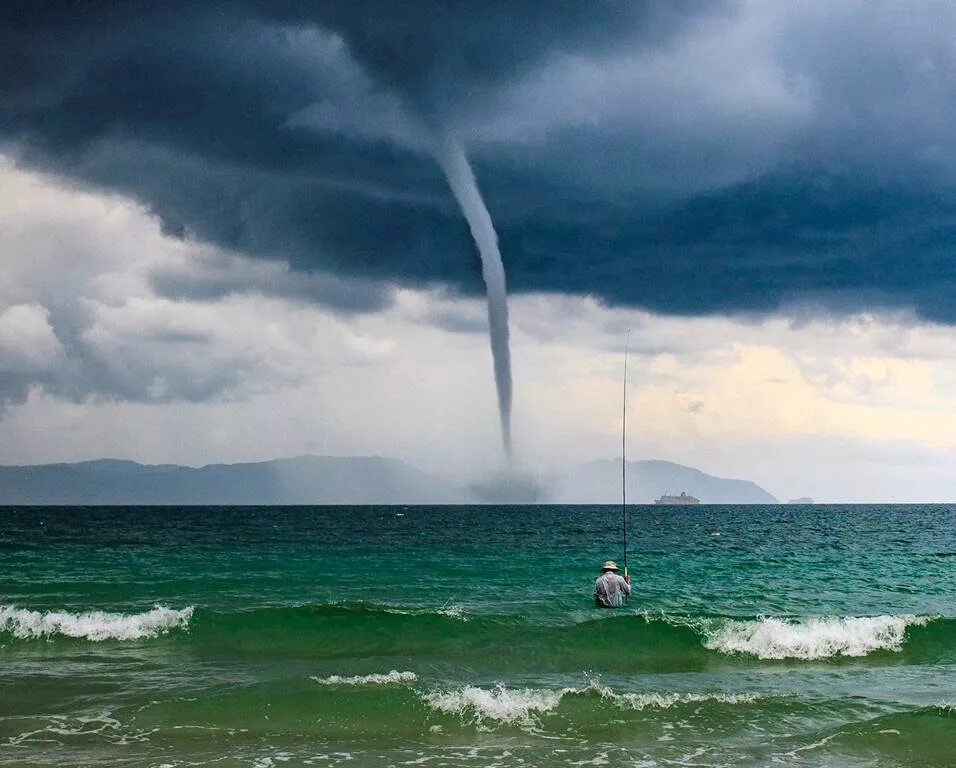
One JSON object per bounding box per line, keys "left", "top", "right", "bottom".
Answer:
{"left": 3, "top": 1, "right": 956, "bottom": 322}
{"left": 247, "top": 0, "right": 720, "bottom": 103}
{"left": 497, "top": 170, "right": 956, "bottom": 321}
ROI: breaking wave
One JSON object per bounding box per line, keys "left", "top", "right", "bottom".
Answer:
{"left": 588, "top": 686, "right": 761, "bottom": 710}
{"left": 423, "top": 684, "right": 562, "bottom": 728}
{"left": 0, "top": 604, "right": 193, "bottom": 641}
{"left": 421, "top": 682, "right": 761, "bottom": 729}
{"left": 311, "top": 670, "right": 417, "bottom": 686}
{"left": 3, "top": 601, "right": 944, "bottom": 664}
{"left": 698, "top": 614, "right": 935, "bottom": 660}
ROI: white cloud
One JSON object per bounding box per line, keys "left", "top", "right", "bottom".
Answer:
{"left": 0, "top": 156, "right": 389, "bottom": 403}
{"left": 0, "top": 303, "right": 64, "bottom": 373}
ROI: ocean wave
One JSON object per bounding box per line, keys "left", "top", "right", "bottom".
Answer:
{"left": 0, "top": 604, "right": 193, "bottom": 641}
{"left": 310, "top": 670, "right": 417, "bottom": 686}
{"left": 698, "top": 614, "right": 934, "bottom": 660}
{"left": 586, "top": 686, "right": 761, "bottom": 710}
{"left": 10, "top": 600, "right": 940, "bottom": 662}
{"left": 310, "top": 600, "right": 472, "bottom": 622}
{"left": 378, "top": 603, "right": 469, "bottom": 621}
{"left": 422, "top": 684, "right": 563, "bottom": 728}
{"left": 421, "top": 682, "right": 760, "bottom": 729}
{"left": 435, "top": 604, "right": 468, "bottom": 620}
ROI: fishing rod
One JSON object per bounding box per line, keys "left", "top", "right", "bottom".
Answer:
{"left": 622, "top": 329, "right": 630, "bottom": 601}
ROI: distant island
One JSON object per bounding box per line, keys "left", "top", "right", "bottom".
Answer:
{"left": 0, "top": 455, "right": 782, "bottom": 505}
{"left": 787, "top": 497, "right": 815, "bottom": 504}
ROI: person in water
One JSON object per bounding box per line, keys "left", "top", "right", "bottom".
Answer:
{"left": 593, "top": 560, "right": 631, "bottom": 608}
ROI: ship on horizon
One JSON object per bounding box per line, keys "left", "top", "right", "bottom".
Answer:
{"left": 654, "top": 491, "right": 700, "bottom": 505}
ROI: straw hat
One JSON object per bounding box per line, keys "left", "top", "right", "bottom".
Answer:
{"left": 601, "top": 560, "right": 619, "bottom": 571}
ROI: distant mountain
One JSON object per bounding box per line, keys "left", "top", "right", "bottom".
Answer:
{"left": 0, "top": 456, "right": 779, "bottom": 505}
{"left": 0, "top": 456, "right": 457, "bottom": 505}
{"left": 557, "top": 459, "right": 778, "bottom": 504}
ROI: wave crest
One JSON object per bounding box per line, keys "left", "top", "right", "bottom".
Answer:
{"left": 700, "top": 614, "right": 933, "bottom": 660}
{"left": 310, "top": 670, "right": 417, "bottom": 686}
{"left": 0, "top": 604, "right": 193, "bottom": 641}
{"left": 584, "top": 684, "right": 761, "bottom": 710}
{"left": 423, "top": 684, "right": 562, "bottom": 729}
{"left": 422, "top": 682, "right": 760, "bottom": 729}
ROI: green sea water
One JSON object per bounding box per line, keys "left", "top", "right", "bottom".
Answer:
{"left": 1, "top": 504, "right": 954, "bottom": 767}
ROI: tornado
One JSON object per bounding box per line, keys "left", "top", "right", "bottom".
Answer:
{"left": 437, "top": 136, "right": 513, "bottom": 458}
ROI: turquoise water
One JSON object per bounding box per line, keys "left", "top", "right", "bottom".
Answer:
{"left": 1, "top": 505, "right": 954, "bottom": 767}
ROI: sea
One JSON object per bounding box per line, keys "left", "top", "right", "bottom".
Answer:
{"left": 1, "top": 504, "right": 954, "bottom": 767}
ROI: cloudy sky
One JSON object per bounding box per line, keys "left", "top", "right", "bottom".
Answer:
{"left": 2, "top": 0, "right": 956, "bottom": 501}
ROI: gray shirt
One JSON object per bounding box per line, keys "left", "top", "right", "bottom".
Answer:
{"left": 593, "top": 571, "right": 631, "bottom": 608}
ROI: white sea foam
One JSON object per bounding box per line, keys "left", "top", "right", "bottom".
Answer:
{"left": 7, "top": 710, "right": 153, "bottom": 746}
{"left": 589, "top": 686, "right": 760, "bottom": 710}
{"left": 436, "top": 603, "right": 467, "bottom": 619}
{"left": 373, "top": 603, "right": 469, "bottom": 621}
{"left": 310, "top": 670, "right": 417, "bottom": 686}
{"left": 700, "top": 614, "right": 932, "bottom": 660}
{"left": 0, "top": 604, "right": 193, "bottom": 641}
{"left": 422, "top": 682, "right": 758, "bottom": 729}
{"left": 423, "top": 684, "right": 563, "bottom": 729}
